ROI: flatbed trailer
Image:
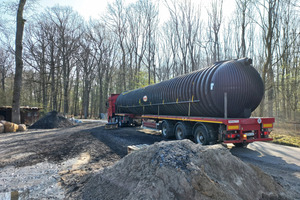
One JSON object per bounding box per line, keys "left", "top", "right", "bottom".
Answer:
{"left": 107, "top": 93, "right": 274, "bottom": 147}
{"left": 109, "top": 112, "right": 274, "bottom": 147}
{"left": 142, "top": 114, "right": 273, "bottom": 146}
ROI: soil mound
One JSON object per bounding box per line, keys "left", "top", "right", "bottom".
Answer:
{"left": 81, "top": 140, "right": 289, "bottom": 200}
{"left": 29, "top": 111, "right": 73, "bottom": 129}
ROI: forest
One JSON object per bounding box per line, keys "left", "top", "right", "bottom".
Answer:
{"left": 0, "top": 0, "right": 299, "bottom": 122}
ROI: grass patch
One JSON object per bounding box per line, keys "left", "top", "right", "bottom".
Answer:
{"left": 270, "top": 125, "right": 300, "bottom": 148}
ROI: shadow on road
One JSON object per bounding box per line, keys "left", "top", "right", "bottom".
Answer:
{"left": 90, "top": 126, "right": 169, "bottom": 158}
{"left": 230, "top": 144, "right": 300, "bottom": 199}
{"left": 230, "top": 144, "right": 300, "bottom": 172}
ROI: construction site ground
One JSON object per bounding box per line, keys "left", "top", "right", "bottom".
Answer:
{"left": 0, "top": 121, "right": 299, "bottom": 199}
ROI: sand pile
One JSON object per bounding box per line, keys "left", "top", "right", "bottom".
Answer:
{"left": 29, "top": 111, "right": 73, "bottom": 129}
{"left": 81, "top": 140, "right": 289, "bottom": 200}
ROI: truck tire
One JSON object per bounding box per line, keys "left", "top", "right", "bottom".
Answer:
{"left": 175, "top": 122, "right": 192, "bottom": 140}
{"left": 118, "top": 120, "right": 123, "bottom": 127}
{"left": 116, "top": 118, "right": 123, "bottom": 127}
{"left": 161, "top": 120, "right": 175, "bottom": 139}
{"left": 205, "top": 124, "right": 218, "bottom": 144}
{"left": 193, "top": 126, "right": 210, "bottom": 145}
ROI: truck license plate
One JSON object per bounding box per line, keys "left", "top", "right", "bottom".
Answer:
{"left": 246, "top": 132, "right": 255, "bottom": 136}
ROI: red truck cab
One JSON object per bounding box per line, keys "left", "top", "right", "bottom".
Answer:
{"left": 107, "top": 94, "right": 119, "bottom": 123}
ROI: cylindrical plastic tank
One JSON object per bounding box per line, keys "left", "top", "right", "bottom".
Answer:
{"left": 115, "top": 58, "right": 264, "bottom": 118}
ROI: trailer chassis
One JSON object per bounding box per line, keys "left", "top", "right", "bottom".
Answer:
{"left": 111, "top": 113, "right": 274, "bottom": 147}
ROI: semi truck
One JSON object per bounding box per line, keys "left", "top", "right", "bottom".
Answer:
{"left": 106, "top": 58, "right": 274, "bottom": 147}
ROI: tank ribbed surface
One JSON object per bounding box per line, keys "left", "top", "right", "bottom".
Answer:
{"left": 115, "top": 58, "right": 264, "bottom": 118}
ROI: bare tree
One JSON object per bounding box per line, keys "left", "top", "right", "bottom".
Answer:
{"left": 1, "top": 0, "right": 298, "bottom": 123}
{"left": 76, "top": 31, "right": 97, "bottom": 119}
{"left": 12, "top": 0, "right": 26, "bottom": 124}
{"left": 105, "top": 0, "right": 127, "bottom": 92}
{"left": 88, "top": 20, "right": 118, "bottom": 116}
{"left": 46, "top": 23, "right": 59, "bottom": 111}
{"left": 235, "top": 0, "right": 252, "bottom": 57}
{"left": 143, "top": 0, "right": 158, "bottom": 84}
{"left": 207, "top": 0, "right": 223, "bottom": 63}
{"left": 0, "top": 48, "right": 13, "bottom": 105}
{"left": 47, "top": 6, "right": 83, "bottom": 116}
{"left": 255, "top": 0, "right": 279, "bottom": 117}
{"left": 165, "top": 0, "right": 202, "bottom": 73}
{"left": 126, "top": 1, "right": 147, "bottom": 88}
{"left": 24, "top": 19, "right": 50, "bottom": 112}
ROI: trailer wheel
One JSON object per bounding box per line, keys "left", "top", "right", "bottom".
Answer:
{"left": 175, "top": 122, "right": 190, "bottom": 140}
{"left": 161, "top": 120, "right": 175, "bottom": 139}
{"left": 193, "top": 126, "right": 210, "bottom": 145}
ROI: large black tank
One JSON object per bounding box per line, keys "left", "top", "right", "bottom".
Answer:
{"left": 115, "top": 58, "right": 264, "bottom": 118}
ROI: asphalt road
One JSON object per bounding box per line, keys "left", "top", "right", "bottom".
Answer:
{"left": 230, "top": 142, "right": 300, "bottom": 199}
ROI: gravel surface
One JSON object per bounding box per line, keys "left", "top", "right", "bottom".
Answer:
{"left": 0, "top": 160, "right": 71, "bottom": 199}
{"left": 0, "top": 122, "right": 167, "bottom": 199}
{"left": 0, "top": 122, "right": 120, "bottom": 199}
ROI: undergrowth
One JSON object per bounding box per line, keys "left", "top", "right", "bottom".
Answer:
{"left": 270, "top": 123, "right": 300, "bottom": 148}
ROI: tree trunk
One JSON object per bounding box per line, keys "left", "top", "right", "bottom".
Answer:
{"left": 99, "top": 81, "right": 103, "bottom": 115}
{"left": 50, "top": 41, "right": 57, "bottom": 111}
{"left": 1, "top": 70, "right": 6, "bottom": 105}
{"left": 281, "top": 63, "right": 286, "bottom": 119}
{"left": 259, "top": 61, "right": 268, "bottom": 117}
{"left": 73, "top": 67, "right": 80, "bottom": 116}
{"left": 267, "top": 67, "right": 274, "bottom": 117}
{"left": 41, "top": 42, "right": 47, "bottom": 112}
{"left": 12, "top": 0, "right": 26, "bottom": 124}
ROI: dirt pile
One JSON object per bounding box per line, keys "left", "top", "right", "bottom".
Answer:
{"left": 29, "top": 111, "right": 73, "bottom": 129}
{"left": 81, "top": 140, "right": 289, "bottom": 200}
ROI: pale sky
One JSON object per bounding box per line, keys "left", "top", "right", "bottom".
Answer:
{"left": 38, "top": 0, "right": 236, "bottom": 21}
{"left": 0, "top": 0, "right": 236, "bottom": 42}
{"left": 38, "top": 0, "right": 110, "bottom": 20}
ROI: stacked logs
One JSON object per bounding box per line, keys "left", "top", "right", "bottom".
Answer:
{"left": 0, "top": 120, "right": 27, "bottom": 133}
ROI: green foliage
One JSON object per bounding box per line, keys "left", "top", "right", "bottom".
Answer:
{"left": 271, "top": 123, "right": 300, "bottom": 147}
{"left": 271, "top": 133, "right": 300, "bottom": 148}
{"left": 131, "top": 71, "right": 155, "bottom": 89}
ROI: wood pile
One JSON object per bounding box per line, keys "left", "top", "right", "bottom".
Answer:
{"left": 18, "top": 124, "right": 27, "bottom": 131}
{"left": 0, "top": 121, "right": 27, "bottom": 133}
{"left": 0, "top": 123, "right": 4, "bottom": 133}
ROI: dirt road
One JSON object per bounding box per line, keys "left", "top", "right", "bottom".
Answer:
{"left": 0, "top": 122, "right": 299, "bottom": 199}
{"left": 0, "top": 122, "right": 120, "bottom": 199}
{"left": 90, "top": 126, "right": 169, "bottom": 157}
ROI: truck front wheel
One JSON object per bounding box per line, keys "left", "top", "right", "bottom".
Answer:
{"left": 194, "top": 126, "right": 209, "bottom": 145}
{"left": 116, "top": 118, "right": 123, "bottom": 127}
